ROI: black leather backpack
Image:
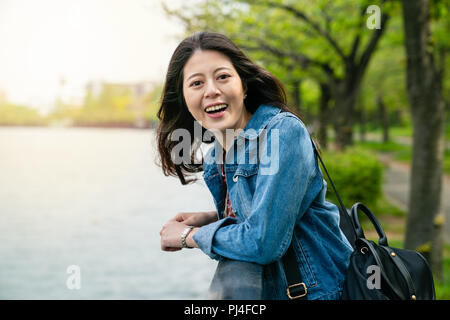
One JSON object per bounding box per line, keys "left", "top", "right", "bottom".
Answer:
{"left": 282, "top": 140, "right": 436, "bottom": 300}
{"left": 341, "top": 202, "right": 435, "bottom": 300}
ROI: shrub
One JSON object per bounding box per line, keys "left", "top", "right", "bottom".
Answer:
{"left": 319, "top": 147, "right": 383, "bottom": 209}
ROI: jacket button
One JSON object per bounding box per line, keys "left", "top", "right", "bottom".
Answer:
{"left": 233, "top": 176, "right": 238, "bottom": 182}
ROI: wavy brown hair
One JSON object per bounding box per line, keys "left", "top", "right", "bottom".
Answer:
{"left": 156, "top": 31, "right": 301, "bottom": 185}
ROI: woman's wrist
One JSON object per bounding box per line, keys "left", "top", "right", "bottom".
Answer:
{"left": 185, "top": 227, "right": 200, "bottom": 248}
{"left": 207, "top": 211, "right": 219, "bottom": 223}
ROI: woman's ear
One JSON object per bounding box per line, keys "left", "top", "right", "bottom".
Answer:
{"left": 242, "top": 82, "right": 248, "bottom": 97}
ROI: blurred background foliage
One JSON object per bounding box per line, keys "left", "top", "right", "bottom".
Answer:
{"left": 320, "top": 147, "right": 383, "bottom": 209}
{"left": 0, "top": 82, "right": 163, "bottom": 128}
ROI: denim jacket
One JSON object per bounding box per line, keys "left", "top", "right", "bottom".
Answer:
{"left": 193, "top": 104, "right": 353, "bottom": 300}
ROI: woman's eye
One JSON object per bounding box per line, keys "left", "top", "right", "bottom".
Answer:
{"left": 191, "top": 81, "right": 201, "bottom": 87}
{"left": 218, "top": 74, "right": 230, "bottom": 80}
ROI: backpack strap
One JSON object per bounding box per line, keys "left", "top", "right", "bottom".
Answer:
{"left": 380, "top": 246, "right": 416, "bottom": 300}
{"left": 281, "top": 137, "right": 357, "bottom": 300}
{"left": 282, "top": 241, "right": 308, "bottom": 300}
{"left": 309, "top": 138, "right": 357, "bottom": 247}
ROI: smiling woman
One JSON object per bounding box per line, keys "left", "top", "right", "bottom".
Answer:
{"left": 155, "top": 32, "right": 354, "bottom": 300}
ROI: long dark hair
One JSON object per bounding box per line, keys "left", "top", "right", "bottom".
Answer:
{"left": 156, "top": 31, "right": 301, "bottom": 185}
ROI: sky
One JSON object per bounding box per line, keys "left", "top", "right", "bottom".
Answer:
{"left": 0, "top": 0, "right": 185, "bottom": 114}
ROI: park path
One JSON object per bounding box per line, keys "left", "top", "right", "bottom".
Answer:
{"left": 380, "top": 154, "right": 450, "bottom": 243}
{"left": 365, "top": 133, "right": 450, "bottom": 151}
{"left": 363, "top": 132, "right": 449, "bottom": 242}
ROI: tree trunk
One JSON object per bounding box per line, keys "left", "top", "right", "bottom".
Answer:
{"left": 291, "top": 79, "right": 302, "bottom": 114}
{"left": 332, "top": 80, "right": 358, "bottom": 150}
{"left": 377, "top": 94, "right": 390, "bottom": 143}
{"left": 358, "top": 105, "right": 366, "bottom": 143}
{"left": 402, "top": 0, "right": 445, "bottom": 280}
{"left": 317, "top": 82, "right": 330, "bottom": 149}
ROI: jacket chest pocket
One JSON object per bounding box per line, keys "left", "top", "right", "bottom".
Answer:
{"left": 231, "top": 165, "right": 258, "bottom": 218}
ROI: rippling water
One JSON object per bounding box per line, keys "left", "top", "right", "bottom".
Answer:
{"left": 0, "top": 127, "right": 218, "bottom": 299}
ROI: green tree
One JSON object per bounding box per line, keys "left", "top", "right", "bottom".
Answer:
{"left": 77, "top": 83, "right": 135, "bottom": 125}
{"left": 402, "top": 0, "right": 447, "bottom": 279}
{"left": 164, "top": 0, "right": 392, "bottom": 149}
{"left": 357, "top": 13, "right": 407, "bottom": 142}
{"left": 0, "top": 103, "right": 45, "bottom": 126}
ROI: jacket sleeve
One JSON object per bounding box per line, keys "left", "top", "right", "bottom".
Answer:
{"left": 193, "top": 115, "right": 322, "bottom": 265}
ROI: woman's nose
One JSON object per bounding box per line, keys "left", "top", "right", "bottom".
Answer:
{"left": 204, "top": 80, "right": 220, "bottom": 98}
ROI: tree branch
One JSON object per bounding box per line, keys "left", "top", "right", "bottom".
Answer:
{"left": 348, "top": 5, "right": 369, "bottom": 63}
{"left": 241, "top": 37, "right": 336, "bottom": 78}
{"left": 248, "top": 0, "right": 347, "bottom": 61}
{"left": 355, "top": 9, "right": 391, "bottom": 82}
{"left": 161, "top": 2, "right": 194, "bottom": 32}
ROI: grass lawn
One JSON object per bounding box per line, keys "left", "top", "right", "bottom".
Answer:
{"left": 355, "top": 140, "right": 450, "bottom": 175}
{"left": 364, "top": 124, "right": 450, "bottom": 141}
{"left": 357, "top": 124, "right": 450, "bottom": 174}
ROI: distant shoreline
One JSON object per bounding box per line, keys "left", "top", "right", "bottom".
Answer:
{"left": 0, "top": 122, "right": 157, "bottom": 129}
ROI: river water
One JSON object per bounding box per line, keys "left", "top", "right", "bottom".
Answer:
{"left": 0, "top": 127, "right": 218, "bottom": 299}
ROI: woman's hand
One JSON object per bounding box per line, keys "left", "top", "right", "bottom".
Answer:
{"left": 169, "top": 210, "right": 218, "bottom": 227}
{"left": 160, "top": 221, "right": 199, "bottom": 251}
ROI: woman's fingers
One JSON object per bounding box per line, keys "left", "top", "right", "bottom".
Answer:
{"left": 166, "top": 247, "right": 182, "bottom": 252}
{"left": 168, "top": 215, "right": 183, "bottom": 222}
{"left": 161, "top": 245, "right": 180, "bottom": 251}
{"left": 168, "top": 212, "right": 190, "bottom": 223}
{"left": 161, "top": 243, "right": 181, "bottom": 251}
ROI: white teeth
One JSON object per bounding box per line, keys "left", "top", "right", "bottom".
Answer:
{"left": 205, "top": 104, "right": 227, "bottom": 112}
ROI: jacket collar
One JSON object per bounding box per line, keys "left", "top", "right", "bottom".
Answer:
{"left": 237, "top": 104, "right": 282, "bottom": 140}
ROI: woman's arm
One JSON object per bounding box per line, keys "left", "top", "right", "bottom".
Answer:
{"left": 160, "top": 221, "right": 200, "bottom": 250}
{"left": 192, "top": 116, "right": 322, "bottom": 264}
{"left": 169, "top": 210, "right": 218, "bottom": 227}
{"left": 160, "top": 210, "right": 217, "bottom": 250}
{"left": 186, "top": 228, "right": 200, "bottom": 248}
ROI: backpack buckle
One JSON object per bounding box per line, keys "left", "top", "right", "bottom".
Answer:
{"left": 287, "top": 282, "right": 307, "bottom": 299}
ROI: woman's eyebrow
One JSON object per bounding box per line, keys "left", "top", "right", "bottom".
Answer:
{"left": 186, "top": 67, "right": 232, "bottom": 81}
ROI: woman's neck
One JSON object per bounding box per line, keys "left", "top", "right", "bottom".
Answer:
{"left": 215, "top": 108, "right": 252, "bottom": 153}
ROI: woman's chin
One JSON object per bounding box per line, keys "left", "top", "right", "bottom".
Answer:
{"left": 205, "top": 124, "right": 228, "bottom": 134}
{"left": 204, "top": 118, "right": 230, "bottom": 132}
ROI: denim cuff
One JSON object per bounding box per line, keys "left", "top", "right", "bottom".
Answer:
{"left": 193, "top": 217, "right": 237, "bottom": 261}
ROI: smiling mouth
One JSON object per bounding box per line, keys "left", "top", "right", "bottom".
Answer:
{"left": 205, "top": 104, "right": 228, "bottom": 114}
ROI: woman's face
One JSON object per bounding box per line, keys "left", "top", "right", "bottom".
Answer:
{"left": 182, "top": 50, "right": 251, "bottom": 134}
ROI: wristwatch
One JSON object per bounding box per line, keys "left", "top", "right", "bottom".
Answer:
{"left": 181, "top": 226, "right": 194, "bottom": 249}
